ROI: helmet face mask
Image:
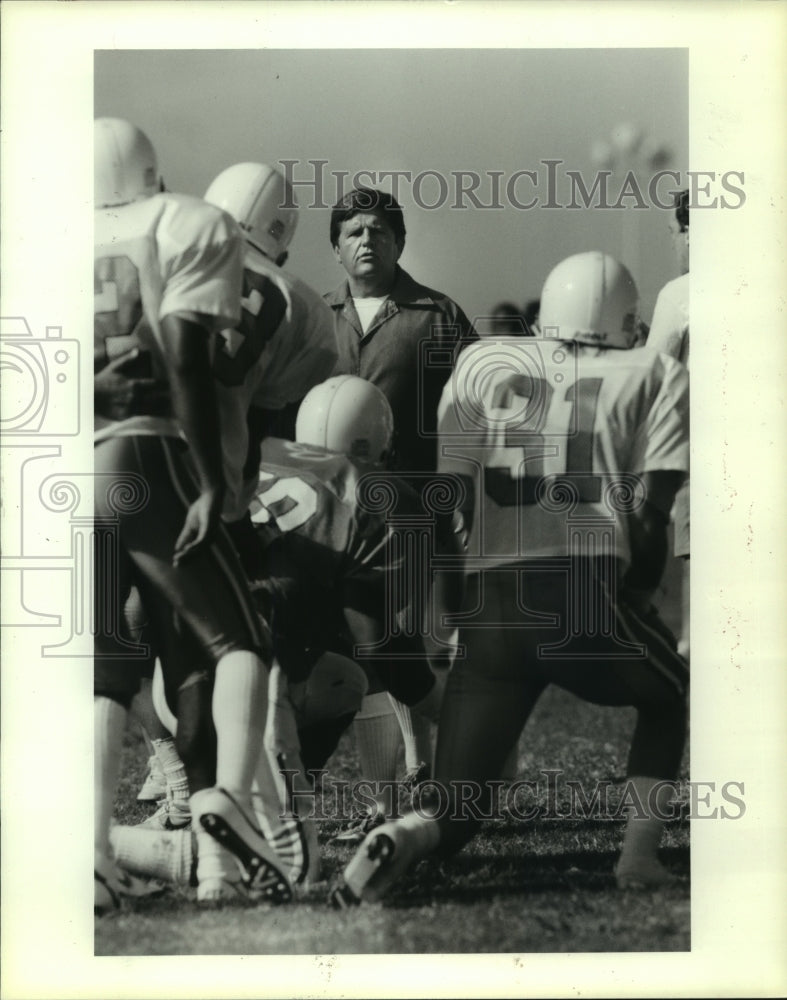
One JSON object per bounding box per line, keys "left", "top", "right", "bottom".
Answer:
{"left": 538, "top": 251, "right": 640, "bottom": 350}
{"left": 204, "top": 162, "right": 298, "bottom": 260}
{"left": 295, "top": 376, "right": 395, "bottom": 467}
{"left": 95, "top": 118, "right": 160, "bottom": 208}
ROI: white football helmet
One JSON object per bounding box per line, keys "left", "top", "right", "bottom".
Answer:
{"left": 295, "top": 376, "right": 394, "bottom": 466}
{"left": 95, "top": 118, "right": 160, "bottom": 209}
{"left": 204, "top": 162, "right": 298, "bottom": 260}
{"left": 538, "top": 251, "right": 640, "bottom": 349}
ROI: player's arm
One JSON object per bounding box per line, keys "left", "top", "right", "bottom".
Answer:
{"left": 624, "top": 354, "right": 689, "bottom": 608}
{"left": 623, "top": 469, "right": 685, "bottom": 608}
{"left": 160, "top": 311, "right": 226, "bottom": 564}
{"left": 93, "top": 347, "right": 167, "bottom": 421}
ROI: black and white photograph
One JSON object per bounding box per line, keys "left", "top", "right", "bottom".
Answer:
{"left": 1, "top": 2, "right": 785, "bottom": 998}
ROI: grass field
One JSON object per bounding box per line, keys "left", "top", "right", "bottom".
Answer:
{"left": 96, "top": 554, "right": 690, "bottom": 958}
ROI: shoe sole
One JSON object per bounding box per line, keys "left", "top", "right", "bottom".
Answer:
{"left": 200, "top": 812, "right": 292, "bottom": 905}
{"left": 329, "top": 832, "right": 394, "bottom": 909}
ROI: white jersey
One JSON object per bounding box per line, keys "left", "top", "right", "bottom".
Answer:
{"left": 437, "top": 338, "right": 689, "bottom": 570}
{"left": 94, "top": 192, "right": 243, "bottom": 442}
{"left": 648, "top": 273, "right": 689, "bottom": 371}
{"left": 214, "top": 245, "right": 338, "bottom": 520}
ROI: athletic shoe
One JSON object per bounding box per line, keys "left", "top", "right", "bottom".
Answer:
{"left": 329, "top": 820, "right": 417, "bottom": 907}
{"left": 138, "top": 798, "right": 191, "bottom": 830}
{"left": 196, "top": 787, "right": 293, "bottom": 904}
{"left": 330, "top": 807, "right": 385, "bottom": 845}
{"left": 94, "top": 854, "right": 167, "bottom": 914}
{"left": 136, "top": 755, "right": 167, "bottom": 802}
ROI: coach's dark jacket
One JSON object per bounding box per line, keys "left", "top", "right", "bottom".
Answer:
{"left": 325, "top": 266, "right": 478, "bottom": 473}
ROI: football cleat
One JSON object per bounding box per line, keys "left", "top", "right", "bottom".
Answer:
{"left": 138, "top": 798, "right": 191, "bottom": 830}
{"left": 330, "top": 831, "right": 395, "bottom": 909}
{"left": 136, "top": 755, "right": 167, "bottom": 802}
{"left": 196, "top": 787, "right": 293, "bottom": 904}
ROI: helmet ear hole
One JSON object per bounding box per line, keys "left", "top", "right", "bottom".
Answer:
{"left": 296, "top": 376, "right": 394, "bottom": 466}
{"left": 204, "top": 163, "right": 298, "bottom": 260}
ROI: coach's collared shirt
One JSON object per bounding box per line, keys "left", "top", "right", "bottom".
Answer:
{"left": 325, "top": 266, "right": 478, "bottom": 473}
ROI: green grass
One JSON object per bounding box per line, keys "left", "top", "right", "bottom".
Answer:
{"left": 97, "top": 683, "right": 690, "bottom": 956}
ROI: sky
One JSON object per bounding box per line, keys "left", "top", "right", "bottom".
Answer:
{"left": 95, "top": 47, "right": 688, "bottom": 322}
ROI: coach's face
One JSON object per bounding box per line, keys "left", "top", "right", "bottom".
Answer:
{"left": 334, "top": 210, "right": 403, "bottom": 293}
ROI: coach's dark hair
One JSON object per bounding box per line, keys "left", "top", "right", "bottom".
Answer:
{"left": 330, "top": 187, "right": 406, "bottom": 248}
{"left": 674, "top": 189, "right": 689, "bottom": 232}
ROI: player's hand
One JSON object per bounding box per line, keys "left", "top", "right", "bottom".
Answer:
{"left": 173, "top": 485, "right": 224, "bottom": 566}
{"left": 94, "top": 348, "right": 169, "bottom": 421}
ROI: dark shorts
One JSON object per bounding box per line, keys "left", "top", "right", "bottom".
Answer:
{"left": 93, "top": 434, "right": 265, "bottom": 700}
{"left": 433, "top": 558, "right": 688, "bottom": 786}
{"left": 453, "top": 559, "right": 688, "bottom": 702}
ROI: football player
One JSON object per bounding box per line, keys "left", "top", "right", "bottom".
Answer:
{"left": 109, "top": 376, "right": 460, "bottom": 890}
{"left": 132, "top": 161, "right": 339, "bottom": 819}
{"left": 93, "top": 118, "right": 291, "bottom": 909}
{"left": 203, "top": 161, "right": 339, "bottom": 526}
{"left": 648, "top": 189, "right": 690, "bottom": 660}
{"left": 335, "top": 251, "right": 689, "bottom": 904}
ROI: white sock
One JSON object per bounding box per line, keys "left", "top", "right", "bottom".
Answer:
{"left": 95, "top": 696, "right": 128, "bottom": 860}
{"left": 212, "top": 650, "right": 268, "bottom": 811}
{"left": 388, "top": 695, "right": 433, "bottom": 773}
{"left": 110, "top": 826, "right": 193, "bottom": 884}
{"left": 189, "top": 788, "right": 243, "bottom": 885}
{"left": 151, "top": 737, "right": 190, "bottom": 805}
{"left": 354, "top": 692, "right": 402, "bottom": 785}
{"left": 255, "top": 664, "right": 321, "bottom": 884}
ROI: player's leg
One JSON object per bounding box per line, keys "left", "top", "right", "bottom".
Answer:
{"left": 106, "top": 435, "right": 289, "bottom": 902}
{"left": 91, "top": 484, "right": 165, "bottom": 910}
{"left": 609, "top": 597, "right": 688, "bottom": 888}
{"left": 335, "top": 571, "right": 544, "bottom": 904}
{"left": 429, "top": 572, "right": 545, "bottom": 856}
{"left": 673, "top": 480, "right": 690, "bottom": 661}
{"left": 339, "top": 606, "right": 439, "bottom": 840}
{"left": 294, "top": 650, "right": 367, "bottom": 773}
{"left": 253, "top": 663, "right": 321, "bottom": 886}
{"left": 542, "top": 560, "right": 689, "bottom": 888}
{"left": 128, "top": 609, "right": 191, "bottom": 824}
{"left": 387, "top": 694, "right": 433, "bottom": 783}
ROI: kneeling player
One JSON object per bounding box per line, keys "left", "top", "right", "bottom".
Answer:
{"left": 335, "top": 251, "right": 689, "bottom": 905}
